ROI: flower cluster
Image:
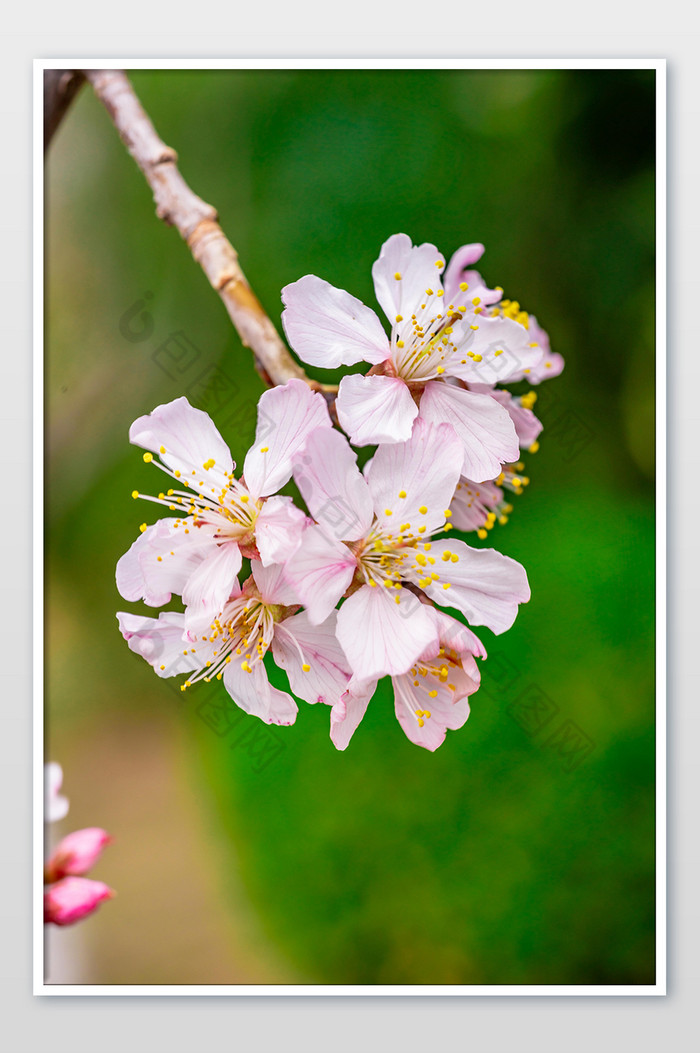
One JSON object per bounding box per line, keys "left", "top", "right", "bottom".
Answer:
{"left": 116, "top": 234, "right": 562, "bottom": 750}
{"left": 44, "top": 764, "right": 114, "bottom": 926}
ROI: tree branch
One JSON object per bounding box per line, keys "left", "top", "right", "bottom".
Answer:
{"left": 82, "top": 69, "right": 337, "bottom": 404}
{"left": 44, "top": 70, "right": 85, "bottom": 151}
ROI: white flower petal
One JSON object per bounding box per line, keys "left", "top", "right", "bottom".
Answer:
{"left": 292, "top": 427, "right": 373, "bottom": 542}
{"left": 330, "top": 679, "right": 376, "bottom": 751}
{"left": 117, "top": 610, "right": 197, "bottom": 679}
{"left": 418, "top": 382, "right": 519, "bottom": 482}
{"left": 371, "top": 233, "right": 444, "bottom": 323}
{"left": 420, "top": 538, "right": 530, "bottom": 635}
{"left": 336, "top": 373, "right": 419, "bottom": 446}
{"left": 336, "top": 583, "right": 439, "bottom": 679}
{"left": 224, "top": 659, "right": 297, "bottom": 726}
{"left": 116, "top": 517, "right": 220, "bottom": 608}
{"left": 243, "top": 379, "right": 332, "bottom": 499}
{"left": 129, "top": 397, "right": 233, "bottom": 482}
{"left": 282, "top": 525, "right": 356, "bottom": 624}
{"left": 182, "top": 543, "right": 243, "bottom": 636}
{"left": 366, "top": 417, "right": 462, "bottom": 536}
{"left": 272, "top": 610, "right": 352, "bottom": 707}
{"left": 45, "top": 763, "right": 69, "bottom": 823}
{"left": 251, "top": 559, "right": 301, "bottom": 607}
{"left": 281, "top": 274, "right": 391, "bottom": 368}
{"left": 254, "top": 496, "right": 307, "bottom": 567}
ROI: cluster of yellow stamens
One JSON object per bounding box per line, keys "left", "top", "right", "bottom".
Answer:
{"left": 352, "top": 493, "right": 458, "bottom": 602}
{"left": 390, "top": 268, "right": 493, "bottom": 382}
{"left": 131, "top": 445, "right": 262, "bottom": 543}
{"left": 177, "top": 590, "right": 278, "bottom": 692}
{"left": 491, "top": 297, "right": 530, "bottom": 329}
{"left": 397, "top": 644, "right": 462, "bottom": 727}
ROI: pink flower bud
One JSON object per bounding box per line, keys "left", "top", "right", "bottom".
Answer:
{"left": 45, "top": 827, "right": 112, "bottom": 882}
{"left": 44, "top": 877, "right": 114, "bottom": 926}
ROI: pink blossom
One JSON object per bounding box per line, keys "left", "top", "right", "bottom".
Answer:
{"left": 286, "top": 418, "right": 530, "bottom": 681}
{"left": 506, "top": 313, "right": 564, "bottom": 384}
{"left": 118, "top": 560, "right": 352, "bottom": 726}
{"left": 45, "top": 762, "right": 69, "bottom": 823}
{"left": 117, "top": 380, "right": 329, "bottom": 636}
{"left": 45, "top": 828, "right": 112, "bottom": 882}
{"left": 330, "top": 608, "right": 486, "bottom": 751}
{"left": 44, "top": 877, "right": 114, "bottom": 927}
{"left": 282, "top": 234, "right": 545, "bottom": 481}
{"left": 449, "top": 464, "right": 530, "bottom": 537}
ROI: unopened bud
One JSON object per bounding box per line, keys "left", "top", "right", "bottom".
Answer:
{"left": 45, "top": 828, "right": 112, "bottom": 882}
{"left": 44, "top": 877, "right": 114, "bottom": 926}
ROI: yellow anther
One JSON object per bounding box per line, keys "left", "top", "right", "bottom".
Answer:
{"left": 384, "top": 508, "right": 393, "bottom": 516}
{"left": 426, "top": 288, "right": 434, "bottom": 296}
{"left": 139, "top": 522, "right": 147, "bottom": 533}
{"left": 499, "top": 515, "right": 509, "bottom": 525}
{"left": 260, "top": 446, "right": 269, "bottom": 453}
{"left": 202, "top": 458, "right": 216, "bottom": 470}
{"left": 416, "top": 553, "right": 427, "bottom": 567}
{"left": 441, "top": 551, "right": 451, "bottom": 561}
{"left": 143, "top": 452, "right": 153, "bottom": 463}
{"left": 442, "top": 583, "right": 451, "bottom": 590}
{"left": 419, "top": 525, "right": 426, "bottom": 533}
{"left": 444, "top": 510, "right": 452, "bottom": 518}
{"left": 396, "top": 314, "right": 403, "bottom": 322}
{"left": 477, "top": 528, "right": 488, "bottom": 539}
{"left": 131, "top": 490, "right": 139, "bottom": 499}
{"left": 159, "top": 445, "right": 166, "bottom": 454}
{"left": 435, "top": 260, "right": 444, "bottom": 268}
{"left": 419, "top": 505, "right": 427, "bottom": 515}
{"left": 302, "top": 663, "right": 311, "bottom": 672}
{"left": 529, "top": 441, "right": 540, "bottom": 453}
{"left": 396, "top": 340, "right": 405, "bottom": 348}
{"left": 436, "top": 366, "right": 445, "bottom": 374}
{"left": 398, "top": 490, "right": 407, "bottom": 499}
{"left": 394, "top": 272, "right": 402, "bottom": 280}
{"left": 394, "top": 596, "right": 401, "bottom": 604}
{"left": 383, "top": 579, "right": 393, "bottom": 588}
{"left": 174, "top": 470, "right": 181, "bottom": 478}
{"left": 428, "top": 690, "right": 438, "bottom": 698}
{"left": 444, "top": 523, "right": 453, "bottom": 531}
{"left": 450, "top": 553, "right": 459, "bottom": 563}
{"left": 240, "top": 494, "right": 249, "bottom": 503}
{"left": 417, "top": 718, "right": 425, "bottom": 727}
{"left": 157, "top": 556, "right": 162, "bottom": 562}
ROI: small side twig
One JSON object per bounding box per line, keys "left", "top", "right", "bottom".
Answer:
{"left": 82, "top": 69, "right": 337, "bottom": 404}
{"left": 44, "top": 70, "right": 85, "bottom": 151}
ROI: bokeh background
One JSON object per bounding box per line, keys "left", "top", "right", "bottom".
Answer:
{"left": 45, "top": 68, "right": 656, "bottom": 985}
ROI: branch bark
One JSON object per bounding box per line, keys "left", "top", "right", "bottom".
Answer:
{"left": 44, "top": 70, "right": 85, "bottom": 151}
{"left": 82, "top": 69, "right": 337, "bottom": 404}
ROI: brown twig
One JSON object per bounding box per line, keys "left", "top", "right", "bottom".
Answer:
{"left": 44, "top": 70, "right": 85, "bottom": 151}
{"left": 82, "top": 69, "right": 337, "bottom": 404}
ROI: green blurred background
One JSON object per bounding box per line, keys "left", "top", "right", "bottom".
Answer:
{"left": 45, "top": 68, "right": 656, "bottom": 985}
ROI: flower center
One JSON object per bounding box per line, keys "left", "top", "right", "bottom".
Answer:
{"left": 390, "top": 279, "right": 487, "bottom": 382}
{"left": 132, "top": 449, "right": 262, "bottom": 543}
{"left": 179, "top": 589, "right": 277, "bottom": 691}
